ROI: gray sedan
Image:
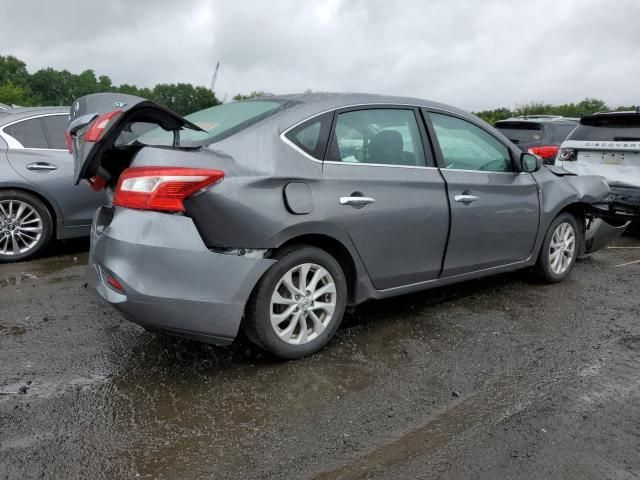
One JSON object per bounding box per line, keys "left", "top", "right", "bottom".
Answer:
{"left": 0, "top": 107, "right": 105, "bottom": 261}
{"left": 69, "top": 92, "right": 625, "bottom": 359}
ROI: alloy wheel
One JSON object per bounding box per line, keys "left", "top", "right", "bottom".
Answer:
{"left": 548, "top": 221, "right": 576, "bottom": 275}
{"left": 270, "top": 263, "right": 337, "bottom": 345}
{"left": 0, "top": 200, "right": 44, "bottom": 256}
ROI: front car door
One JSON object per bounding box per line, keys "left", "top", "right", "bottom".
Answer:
{"left": 423, "top": 109, "right": 540, "bottom": 277}
{"left": 1, "top": 113, "right": 105, "bottom": 228}
{"left": 319, "top": 106, "right": 450, "bottom": 290}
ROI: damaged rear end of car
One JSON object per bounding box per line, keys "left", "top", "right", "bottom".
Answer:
{"left": 68, "top": 93, "right": 283, "bottom": 344}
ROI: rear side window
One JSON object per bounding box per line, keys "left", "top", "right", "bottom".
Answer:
{"left": 568, "top": 115, "right": 640, "bottom": 142}
{"left": 494, "top": 121, "right": 544, "bottom": 145}
{"left": 284, "top": 112, "right": 333, "bottom": 159}
{"left": 430, "top": 113, "right": 513, "bottom": 172}
{"left": 42, "top": 115, "right": 69, "bottom": 149}
{"left": 327, "top": 109, "right": 427, "bottom": 167}
{"left": 3, "top": 117, "right": 48, "bottom": 148}
{"left": 137, "top": 100, "right": 286, "bottom": 147}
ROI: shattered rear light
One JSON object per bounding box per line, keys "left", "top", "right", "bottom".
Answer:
{"left": 528, "top": 145, "right": 559, "bottom": 160}
{"left": 83, "top": 110, "right": 122, "bottom": 143}
{"left": 113, "top": 167, "right": 224, "bottom": 212}
{"left": 557, "top": 148, "right": 577, "bottom": 162}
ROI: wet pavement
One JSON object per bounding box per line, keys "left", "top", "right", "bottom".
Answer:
{"left": 1, "top": 234, "right": 639, "bottom": 479}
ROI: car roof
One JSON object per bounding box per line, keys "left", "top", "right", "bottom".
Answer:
{"left": 0, "top": 106, "right": 69, "bottom": 125}
{"left": 495, "top": 116, "right": 579, "bottom": 125}
{"left": 245, "top": 92, "right": 486, "bottom": 130}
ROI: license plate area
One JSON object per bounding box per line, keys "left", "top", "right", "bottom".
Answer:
{"left": 579, "top": 150, "right": 640, "bottom": 166}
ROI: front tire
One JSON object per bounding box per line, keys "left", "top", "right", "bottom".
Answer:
{"left": 0, "top": 190, "right": 53, "bottom": 263}
{"left": 534, "top": 212, "right": 581, "bottom": 283}
{"left": 243, "top": 245, "right": 347, "bottom": 359}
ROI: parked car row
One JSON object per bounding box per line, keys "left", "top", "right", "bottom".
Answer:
{"left": 494, "top": 115, "right": 578, "bottom": 164}
{"left": 0, "top": 92, "right": 636, "bottom": 359}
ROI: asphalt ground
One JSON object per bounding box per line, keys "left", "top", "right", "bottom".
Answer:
{"left": 1, "top": 232, "right": 639, "bottom": 479}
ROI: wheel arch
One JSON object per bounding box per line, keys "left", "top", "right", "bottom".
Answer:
{"left": 277, "top": 233, "right": 360, "bottom": 304}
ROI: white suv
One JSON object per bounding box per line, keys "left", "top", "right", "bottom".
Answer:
{"left": 556, "top": 109, "right": 640, "bottom": 218}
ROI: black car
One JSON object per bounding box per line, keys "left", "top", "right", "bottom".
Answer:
{"left": 495, "top": 116, "right": 578, "bottom": 164}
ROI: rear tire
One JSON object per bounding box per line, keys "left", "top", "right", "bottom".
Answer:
{"left": 534, "top": 212, "right": 581, "bottom": 283}
{"left": 243, "top": 245, "right": 347, "bottom": 360}
{"left": 0, "top": 190, "right": 53, "bottom": 263}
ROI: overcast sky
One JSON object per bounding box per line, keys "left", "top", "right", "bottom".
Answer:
{"left": 2, "top": 0, "right": 638, "bottom": 111}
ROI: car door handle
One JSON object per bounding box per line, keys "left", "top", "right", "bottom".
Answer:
{"left": 454, "top": 194, "right": 479, "bottom": 203}
{"left": 26, "top": 162, "right": 58, "bottom": 172}
{"left": 339, "top": 196, "right": 376, "bottom": 207}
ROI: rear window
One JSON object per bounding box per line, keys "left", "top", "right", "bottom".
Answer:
{"left": 551, "top": 124, "right": 576, "bottom": 143}
{"left": 136, "top": 100, "right": 285, "bottom": 147}
{"left": 494, "top": 122, "right": 544, "bottom": 145}
{"left": 568, "top": 114, "right": 640, "bottom": 142}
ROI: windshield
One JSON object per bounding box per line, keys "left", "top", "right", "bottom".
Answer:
{"left": 568, "top": 115, "right": 640, "bottom": 142}
{"left": 135, "top": 100, "right": 283, "bottom": 147}
{"left": 494, "top": 121, "right": 544, "bottom": 144}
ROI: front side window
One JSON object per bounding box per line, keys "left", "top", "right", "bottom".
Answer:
{"left": 42, "top": 115, "right": 69, "bottom": 149}
{"left": 3, "top": 117, "right": 48, "bottom": 149}
{"left": 327, "top": 109, "right": 426, "bottom": 167}
{"left": 430, "top": 113, "right": 513, "bottom": 172}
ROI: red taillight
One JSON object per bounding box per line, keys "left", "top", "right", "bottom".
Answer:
{"left": 113, "top": 167, "right": 224, "bottom": 212}
{"left": 528, "top": 146, "right": 559, "bottom": 160}
{"left": 65, "top": 130, "right": 73, "bottom": 153}
{"left": 84, "top": 110, "right": 122, "bottom": 143}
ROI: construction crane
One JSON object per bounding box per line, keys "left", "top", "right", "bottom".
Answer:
{"left": 210, "top": 61, "right": 220, "bottom": 93}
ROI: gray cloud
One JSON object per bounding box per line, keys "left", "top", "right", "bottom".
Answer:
{"left": 2, "top": 0, "right": 638, "bottom": 110}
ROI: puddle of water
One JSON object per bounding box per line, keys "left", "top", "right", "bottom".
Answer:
{"left": 0, "top": 323, "right": 27, "bottom": 336}
{"left": 0, "top": 272, "right": 38, "bottom": 288}
{"left": 311, "top": 363, "right": 573, "bottom": 480}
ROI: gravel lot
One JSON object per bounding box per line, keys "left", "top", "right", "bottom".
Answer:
{"left": 1, "top": 232, "right": 639, "bottom": 479}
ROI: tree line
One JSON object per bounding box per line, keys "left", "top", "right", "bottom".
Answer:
{"left": 1, "top": 54, "right": 636, "bottom": 121}
{"left": 0, "top": 55, "right": 220, "bottom": 115}
{"left": 474, "top": 98, "right": 636, "bottom": 124}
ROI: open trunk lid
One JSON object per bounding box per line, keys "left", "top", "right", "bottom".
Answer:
{"left": 68, "top": 93, "right": 204, "bottom": 185}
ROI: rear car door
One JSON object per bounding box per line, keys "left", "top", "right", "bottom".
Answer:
{"left": 2, "top": 113, "right": 105, "bottom": 226}
{"left": 320, "top": 106, "right": 450, "bottom": 290}
{"left": 424, "top": 109, "right": 540, "bottom": 277}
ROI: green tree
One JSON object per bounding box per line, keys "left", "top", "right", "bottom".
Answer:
{"left": 150, "top": 83, "right": 219, "bottom": 115}
{"left": 0, "top": 81, "right": 32, "bottom": 105}
{"left": 233, "top": 91, "right": 267, "bottom": 101}
{"left": 0, "top": 55, "right": 30, "bottom": 87}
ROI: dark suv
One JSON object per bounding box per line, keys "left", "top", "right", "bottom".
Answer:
{"left": 495, "top": 116, "right": 578, "bottom": 164}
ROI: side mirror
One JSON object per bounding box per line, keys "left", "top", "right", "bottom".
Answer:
{"left": 520, "top": 152, "right": 542, "bottom": 173}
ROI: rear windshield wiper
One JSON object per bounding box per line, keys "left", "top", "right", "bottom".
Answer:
{"left": 613, "top": 136, "right": 640, "bottom": 141}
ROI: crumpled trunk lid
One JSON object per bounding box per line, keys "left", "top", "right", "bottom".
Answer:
{"left": 68, "top": 93, "right": 204, "bottom": 186}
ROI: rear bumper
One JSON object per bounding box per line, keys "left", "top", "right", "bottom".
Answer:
{"left": 89, "top": 207, "right": 275, "bottom": 344}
